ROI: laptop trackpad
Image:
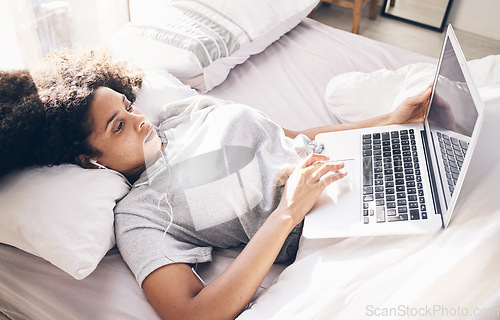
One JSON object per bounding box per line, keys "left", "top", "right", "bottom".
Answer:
{"left": 303, "top": 132, "right": 362, "bottom": 238}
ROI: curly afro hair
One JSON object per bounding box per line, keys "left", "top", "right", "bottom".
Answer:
{"left": 0, "top": 48, "right": 144, "bottom": 178}
{"left": 0, "top": 70, "right": 47, "bottom": 177}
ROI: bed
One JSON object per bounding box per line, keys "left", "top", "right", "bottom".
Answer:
{"left": 2, "top": 1, "right": 500, "bottom": 319}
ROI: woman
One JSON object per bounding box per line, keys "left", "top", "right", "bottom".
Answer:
{"left": 0, "top": 49, "right": 431, "bottom": 320}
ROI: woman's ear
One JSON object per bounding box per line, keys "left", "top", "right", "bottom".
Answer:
{"left": 75, "top": 154, "right": 94, "bottom": 169}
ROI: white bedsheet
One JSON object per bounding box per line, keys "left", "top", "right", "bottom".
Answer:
{"left": 3, "top": 18, "right": 498, "bottom": 320}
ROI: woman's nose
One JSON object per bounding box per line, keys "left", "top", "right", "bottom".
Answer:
{"left": 132, "top": 113, "right": 147, "bottom": 131}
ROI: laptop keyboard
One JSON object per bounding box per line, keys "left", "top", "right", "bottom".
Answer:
{"left": 361, "top": 129, "right": 427, "bottom": 224}
{"left": 437, "top": 132, "right": 468, "bottom": 195}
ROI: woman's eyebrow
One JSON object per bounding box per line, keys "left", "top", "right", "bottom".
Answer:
{"left": 105, "top": 111, "right": 119, "bottom": 131}
{"left": 105, "top": 95, "right": 127, "bottom": 131}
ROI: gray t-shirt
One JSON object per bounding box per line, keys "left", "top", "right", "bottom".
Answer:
{"left": 114, "top": 96, "right": 321, "bottom": 286}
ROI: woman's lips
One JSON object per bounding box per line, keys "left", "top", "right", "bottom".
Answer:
{"left": 144, "top": 125, "right": 156, "bottom": 143}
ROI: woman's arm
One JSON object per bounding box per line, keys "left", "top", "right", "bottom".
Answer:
{"left": 284, "top": 85, "right": 433, "bottom": 140}
{"left": 143, "top": 154, "right": 346, "bottom": 320}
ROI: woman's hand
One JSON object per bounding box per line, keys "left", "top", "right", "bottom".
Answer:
{"left": 277, "top": 153, "right": 347, "bottom": 225}
{"left": 389, "top": 84, "right": 433, "bottom": 125}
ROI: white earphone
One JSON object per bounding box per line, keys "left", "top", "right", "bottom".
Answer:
{"left": 89, "top": 158, "right": 108, "bottom": 170}
{"left": 89, "top": 158, "right": 133, "bottom": 188}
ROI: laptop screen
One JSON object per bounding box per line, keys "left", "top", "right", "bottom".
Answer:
{"left": 426, "top": 33, "right": 479, "bottom": 213}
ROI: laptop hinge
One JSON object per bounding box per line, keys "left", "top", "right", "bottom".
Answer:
{"left": 420, "top": 130, "right": 443, "bottom": 222}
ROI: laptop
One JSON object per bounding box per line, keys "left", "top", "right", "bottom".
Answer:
{"left": 302, "top": 24, "right": 485, "bottom": 238}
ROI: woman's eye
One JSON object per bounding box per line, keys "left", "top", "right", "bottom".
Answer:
{"left": 127, "top": 104, "right": 133, "bottom": 112}
{"left": 114, "top": 121, "right": 123, "bottom": 133}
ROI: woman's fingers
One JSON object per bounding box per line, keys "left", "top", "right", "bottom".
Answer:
{"left": 295, "top": 153, "right": 349, "bottom": 189}
{"left": 301, "top": 153, "right": 330, "bottom": 168}
{"left": 310, "top": 161, "right": 345, "bottom": 182}
{"left": 318, "top": 170, "right": 348, "bottom": 188}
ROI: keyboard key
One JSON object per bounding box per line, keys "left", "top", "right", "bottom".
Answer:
{"left": 363, "top": 156, "right": 373, "bottom": 186}
{"left": 363, "top": 195, "right": 374, "bottom": 202}
{"left": 410, "top": 209, "right": 420, "bottom": 220}
{"left": 396, "top": 179, "right": 405, "bottom": 185}
{"left": 405, "top": 168, "right": 414, "bottom": 175}
{"left": 408, "top": 195, "right": 418, "bottom": 202}
{"left": 376, "top": 207, "right": 385, "bottom": 223}
{"left": 363, "top": 186, "right": 373, "bottom": 195}
{"left": 387, "top": 209, "right": 397, "bottom": 216}
{"left": 388, "top": 214, "right": 408, "bottom": 222}
{"left": 386, "top": 195, "right": 396, "bottom": 201}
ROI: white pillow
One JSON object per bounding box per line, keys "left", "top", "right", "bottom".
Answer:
{"left": 325, "top": 63, "right": 436, "bottom": 123}
{"left": 0, "top": 69, "right": 196, "bottom": 280}
{"left": 325, "top": 55, "right": 500, "bottom": 123}
{"left": 135, "top": 69, "right": 198, "bottom": 125}
{"left": 109, "top": 0, "right": 319, "bottom": 92}
{"left": 0, "top": 165, "right": 130, "bottom": 280}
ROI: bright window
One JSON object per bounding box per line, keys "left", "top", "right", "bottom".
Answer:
{"left": 0, "top": 0, "right": 129, "bottom": 70}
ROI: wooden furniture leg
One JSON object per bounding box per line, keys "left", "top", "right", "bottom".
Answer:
{"left": 369, "top": 0, "right": 377, "bottom": 20}
{"left": 312, "top": 0, "right": 378, "bottom": 34}
{"left": 351, "top": 0, "right": 363, "bottom": 34}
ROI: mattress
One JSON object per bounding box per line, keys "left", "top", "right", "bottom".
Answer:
{"left": 6, "top": 18, "right": 498, "bottom": 320}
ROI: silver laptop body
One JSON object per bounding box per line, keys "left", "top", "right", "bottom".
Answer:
{"left": 302, "top": 24, "right": 485, "bottom": 239}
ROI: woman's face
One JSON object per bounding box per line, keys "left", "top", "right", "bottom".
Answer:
{"left": 85, "top": 86, "right": 162, "bottom": 179}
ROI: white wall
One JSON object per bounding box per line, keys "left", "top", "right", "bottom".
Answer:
{"left": 448, "top": 0, "right": 500, "bottom": 41}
